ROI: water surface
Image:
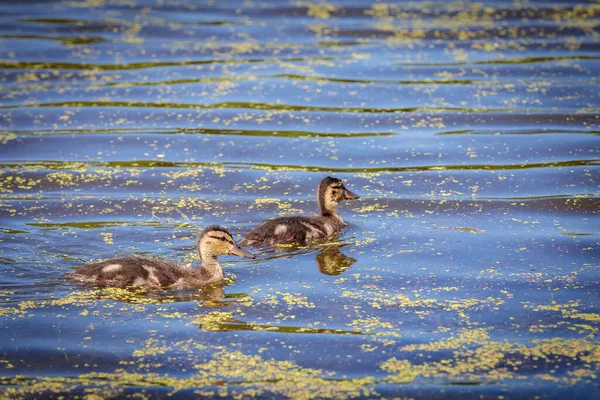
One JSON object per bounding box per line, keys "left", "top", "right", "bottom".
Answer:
{"left": 0, "top": 0, "right": 599, "bottom": 398}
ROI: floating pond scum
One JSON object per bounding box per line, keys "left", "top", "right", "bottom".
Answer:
{"left": 0, "top": 0, "right": 599, "bottom": 398}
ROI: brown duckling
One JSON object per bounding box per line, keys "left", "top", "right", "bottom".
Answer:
{"left": 241, "top": 176, "right": 360, "bottom": 246}
{"left": 64, "top": 226, "right": 254, "bottom": 289}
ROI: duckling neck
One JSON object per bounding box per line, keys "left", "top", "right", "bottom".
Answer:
{"left": 320, "top": 204, "right": 338, "bottom": 217}
{"left": 198, "top": 250, "right": 222, "bottom": 280}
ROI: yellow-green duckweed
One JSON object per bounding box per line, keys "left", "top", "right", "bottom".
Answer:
{"left": 1, "top": 0, "right": 599, "bottom": 398}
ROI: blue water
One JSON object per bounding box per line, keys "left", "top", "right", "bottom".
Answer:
{"left": 0, "top": 0, "right": 599, "bottom": 398}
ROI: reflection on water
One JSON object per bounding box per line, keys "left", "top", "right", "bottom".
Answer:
{"left": 250, "top": 238, "right": 357, "bottom": 276}
{"left": 0, "top": 0, "right": 599, "bottom": 398}
{"left": 316, "top": 245, "right": 356, "bottom": 276}
{"left": 156, "top": 284, "right": 227, "bottom": 307}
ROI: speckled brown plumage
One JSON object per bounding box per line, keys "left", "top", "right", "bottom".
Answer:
{"left": 63, "top": 255, "right": 198, "bottom": 288}
{"left": 241, "top": 177, "right": 360, "bottom": 247}
{"left": 64, "top": 226, "right": 254, "bottom": 289}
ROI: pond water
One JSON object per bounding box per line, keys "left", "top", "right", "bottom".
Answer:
{"left": 0, "top": 0, "right": 599, "bottom": 398}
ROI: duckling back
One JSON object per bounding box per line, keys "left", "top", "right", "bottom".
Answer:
{"left": 64, "top": 256, "right": 194, "bottom": 289}
{"left": 241, "top": 215, "right": 345, "bottom": 246}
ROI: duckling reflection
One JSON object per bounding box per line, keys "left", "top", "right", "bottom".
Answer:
{"left": 316, "top": 245, "right": 356, "bottom": 275}
{"left": 164, "top": 284, "right": 226, "bottom": 307}
{"left": 107, "top": 284, "right": 228, "bottom": 306}
{"left": 253, "top": 242, "right": 356, "bottom": 276}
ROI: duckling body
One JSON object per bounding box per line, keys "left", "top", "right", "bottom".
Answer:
{"left": 240, "top": 215, "right": 344, "bottom": 246}
{"left": 63, "top": 256, "right": 219, "bottom": 289}
{"left": 241, "top": 177, "right": 360, "bottom": 247}
{"left": 64, "top": 226, "right": 254, "bottom": 289}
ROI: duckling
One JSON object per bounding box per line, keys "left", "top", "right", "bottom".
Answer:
{"left": 241, "top": 176, "right": 360, "bottom": 246}
{"left": 64, "top": 226, "right": 254, "bottom": 289}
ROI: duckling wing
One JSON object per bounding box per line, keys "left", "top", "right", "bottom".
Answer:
{"left": 64, "top": 256, "right": 185, "bottom": 289}
{"left": 241, "top": 216, "right": 327, "bottom": 246}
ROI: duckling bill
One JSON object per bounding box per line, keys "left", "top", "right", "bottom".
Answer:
{"left": 64, "top": 226, "right": 254, "bottom": 289}
{"left": 241, "top": 176, "right": 360, "bottom": 246}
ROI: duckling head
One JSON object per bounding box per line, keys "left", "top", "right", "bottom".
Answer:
{"left": 198, "top": 226, "right": 255, "bottom": 260}
{"left": 317, "top": 176, "right": 360, "bottom": 216}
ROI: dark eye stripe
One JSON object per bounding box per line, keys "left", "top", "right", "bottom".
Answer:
{"left": 208, "top": 235, "right": 234, "bottom": 244}
{"left": 330, "top": 185, "right": 343, "bottom": 189}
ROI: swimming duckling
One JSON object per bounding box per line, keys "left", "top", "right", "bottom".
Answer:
{"left": 64, "top": 226, "right": 254, "bottom": 289}
{"left": 241, "top": 176, "right": 360, "bottom": 246}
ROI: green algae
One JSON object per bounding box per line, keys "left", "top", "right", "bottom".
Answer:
{"left": 382, "top": 336, "right": 600, "bottom": 386}
{"left": 1, "top": 350, "right": 376, "bottom": 399}
{"left": 4, "top": 335, "right": 600, "bottom": 398}
{"left": 1, "top": 0, "right": 599, "bottom": 398}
